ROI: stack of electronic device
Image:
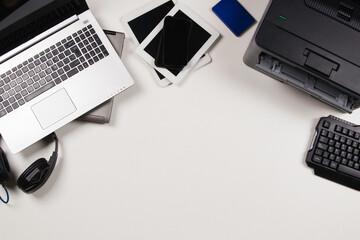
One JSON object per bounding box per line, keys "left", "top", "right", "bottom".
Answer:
{"left": 122, "top": 0, "right": 220, "bottom": 87}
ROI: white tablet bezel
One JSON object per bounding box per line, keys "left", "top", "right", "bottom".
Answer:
{"left": 136, "top": 4, "right": 219, "bottom": 84}
{"left": 150, "top": 53, "right": 212, "bottom": 87}
{"left": 121, "top": 0, "right": 176, "bottom": 45}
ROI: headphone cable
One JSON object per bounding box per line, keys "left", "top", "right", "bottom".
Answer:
{"left": 0, "top": 184, "right": 9, "bottom": 204}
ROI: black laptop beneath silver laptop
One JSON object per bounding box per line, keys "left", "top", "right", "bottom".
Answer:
{"left": 0, "top": 0, "right": 134, "bottom": 153}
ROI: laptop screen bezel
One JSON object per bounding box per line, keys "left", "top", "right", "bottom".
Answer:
{"left": 0, "top": 0, "right": 88, "bottom": 57}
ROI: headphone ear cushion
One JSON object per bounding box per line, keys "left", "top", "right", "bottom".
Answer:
{"left": 0, "top": 148, "right": 11, "bottom": 184}
{"left": 17, "top": 158, "right": 50, "bottom": 193}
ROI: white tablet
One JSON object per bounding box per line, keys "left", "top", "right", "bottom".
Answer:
{"left": 150, "top": 53, "right": 212, "bottom": 87}
{"left": 136, "top": 4, "right": 220, "bottom": 84}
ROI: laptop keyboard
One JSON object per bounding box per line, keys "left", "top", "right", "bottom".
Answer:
{"left": 0, "top": 24, "right": 109, "bottom": 118}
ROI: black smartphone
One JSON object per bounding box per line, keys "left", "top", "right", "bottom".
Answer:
{"left": 162, "top": 16, "right": 192, "bottom": 67}
{"left": 155, "top": 31, "right": 184, "bottom": 72}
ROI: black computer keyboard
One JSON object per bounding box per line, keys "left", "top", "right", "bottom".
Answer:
{"left": 306, "top": 115, "right": 360, "bottom": 190}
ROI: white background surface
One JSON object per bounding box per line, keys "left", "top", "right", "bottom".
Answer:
{"left": 2, "top": 0, "right": 360, "bottom": 239}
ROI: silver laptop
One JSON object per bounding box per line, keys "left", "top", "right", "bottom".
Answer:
{"left": 0, "top": 0, "right": 134, "bottom": 153}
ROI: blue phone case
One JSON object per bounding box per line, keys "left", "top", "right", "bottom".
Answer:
{"left": 212, "top": 0, "right": 255, "bottom": 36}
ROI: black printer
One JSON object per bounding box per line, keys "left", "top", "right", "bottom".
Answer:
{"left": 244, "top": 0, "right": 360, "bottom": 113}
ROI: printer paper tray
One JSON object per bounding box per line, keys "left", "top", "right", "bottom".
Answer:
{"left": 256, "top": 53, "right": 355, "bottom": 113}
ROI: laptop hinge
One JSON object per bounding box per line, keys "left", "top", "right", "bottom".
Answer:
{"left": 0, "top": 15, "right": 79, "bottom": 64}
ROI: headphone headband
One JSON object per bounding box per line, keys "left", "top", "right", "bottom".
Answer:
{"left": 0, "top": 148, "right": 11, "bottom": 185}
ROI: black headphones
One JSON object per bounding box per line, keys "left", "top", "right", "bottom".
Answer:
{"left": 0, "top": 132, "right": 58, "bottom": 202}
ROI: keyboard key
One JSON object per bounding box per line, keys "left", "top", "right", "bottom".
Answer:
{"left": 45, "top": 76, "right": 52, "bottom": 82}
{"left": 348, "top": 161, "right": 354, "bottom": 168}
{"left": 70, "top": 46, "right": 82, "bottom": 57}
{"left": 317, "top": 142, "right": 328, "bottom": 151}
{"left": 60, "top": 74, "right": 68, "bottom": 81}
{"left": 341, "top": 158, "right": 348, "bottom": 165}
{"left": 46, "top": 60, "right": 54, "bottom": 66}
{"left": 24, "top": 82, "right": 55, "bottom": 102}
{"left": 349, "top": 131, "right": 355, "bottom": 138}
{"left": 70, "top": 60, "right": 80, "bottom": 68}
{"left": 319, "top": 136, "right": 329, "bottom": 144}
{"left": 57, "top": 61, "right": 64, "bottom": 68}
{"left": 51, "top": 72, "right": 58, "bottom": 79}
{"left": 64, "top": 58, "right": 70, "bottom": 64}
{"left": 64, "top": 40, "right": 75, "bottom": 49}
{"left": 339, "top": 164, "right": 360, "bottom": 179}
{"left": 355, "top": 163, "right": 360, "bottom": 170}
{"left": 335, "top": 125, "right": 342, "bottom": 133}
{"left": 52, "top": 49, "right": 59, "bottom": 56}
{"left": 0, "top": 110, "right": 6, "bottom": 117}
{"left": 67, "top": 68, "right": 79, "bottom": 78}
{"left": 39, "top": 79, "right": 46, "bottom": 86}
{"left": 93, "top": 34, "right": 102, "bottom": 45}
{"left": 15, "top": 93, "right": 21, "bottom": 100}
{"left": 20, "top": 90, "right": 27, "bottom": 97}
{"left": 46, "top": 53, "right": 53, "bottom": 59}
{"left": 69, "top": 54, "right": 76, "bottom": 61}
{"left": 18, "top": 99, "right": 25, "bottom": 106}
{"left": 355, "top": 132, "right": 360, "bottom": 140}
{"left": 6, "top": 106, "right": 13, "bottom": 113}
{"left": 330, "top": 161, "right": 338, "bottom": 169}
{"left": 313, "top": 155, "right": 322, "bottom": 163}
{"left": 40, "top": 63, "right": 47, "bottom": 70}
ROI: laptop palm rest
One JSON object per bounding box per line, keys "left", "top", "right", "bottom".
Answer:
{"left": 31, "top": 88, "right": 77, "bottom": 129}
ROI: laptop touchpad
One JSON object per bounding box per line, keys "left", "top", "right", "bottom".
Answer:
{"left": 31, "top": 88, "right": 77, "bottom": 129}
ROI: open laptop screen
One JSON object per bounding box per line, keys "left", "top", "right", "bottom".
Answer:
{"left": 0, "top": 0, "right": 88, "bottom": 57}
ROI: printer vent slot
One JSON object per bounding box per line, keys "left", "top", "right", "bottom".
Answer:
{"left": 338, "top": 2, "right": 354, "bottom": 21}
{"left": 305, "top": 0, "right": 360, "bottom": 32}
